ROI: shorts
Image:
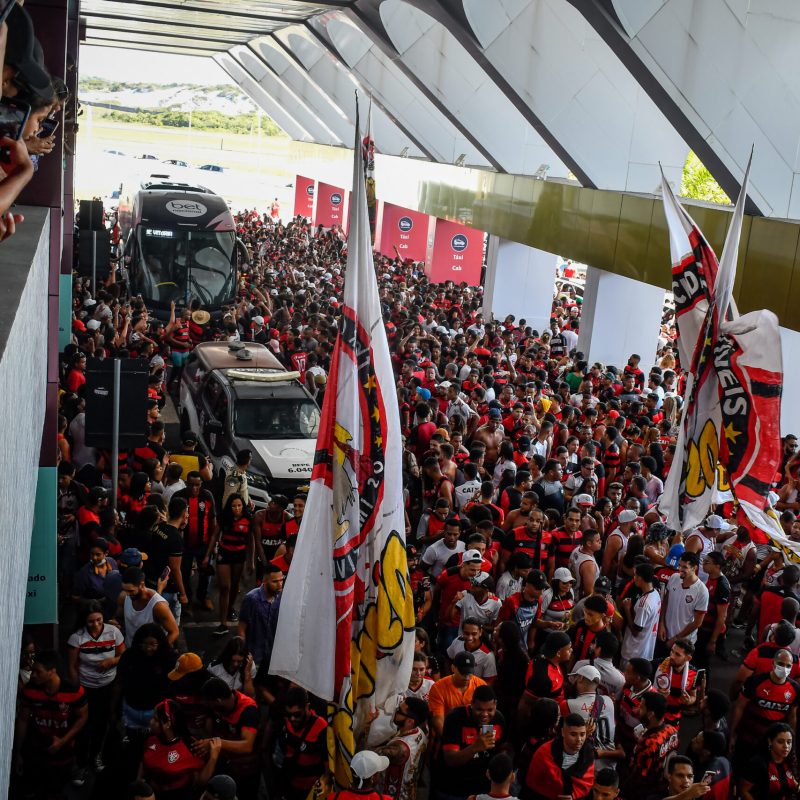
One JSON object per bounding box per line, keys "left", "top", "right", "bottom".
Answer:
{"left": 171, "top": 350, "right": 190, "bottom": 368}
{"left": 217, "top": 548, "right": 247, "bottom": 566}
{"left": 123, "top": 701, "right": 154, "bottom": 731}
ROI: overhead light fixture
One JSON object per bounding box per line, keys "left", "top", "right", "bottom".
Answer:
{"left": 533, "top": 164, "right": 550, "bottom": 180}
{"left": 454, "top": 153, "right": 466, "bottom": 167}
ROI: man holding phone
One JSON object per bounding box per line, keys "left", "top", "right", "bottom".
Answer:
{"left": 441, "top": 685, "right": 507, "bottom": 800}
{"left": 644, "top": 755, "right": 710, "bottom": 800}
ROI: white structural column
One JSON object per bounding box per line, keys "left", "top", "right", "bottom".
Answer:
{"left": 780, "top": 327, "right": 800, "bottom": 436}
{"left": 484, "top": 238, "right": 558, "bottom": 334}
{"left": 577, "top": 267, "right": 665, "bottom": 372}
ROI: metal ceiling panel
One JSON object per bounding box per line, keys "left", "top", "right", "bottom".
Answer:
{"left": 81, "top": 1, "right": 352, "bottom": 55}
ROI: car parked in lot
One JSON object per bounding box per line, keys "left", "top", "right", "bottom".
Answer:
{"left": 199, "top": 164, "right": 224, "bottom": 172}
{"left": 179, "top": 341, "right": 319, "bottom": 507}
{"left": 163, "top": 159, "right": 189, "bottom": 168}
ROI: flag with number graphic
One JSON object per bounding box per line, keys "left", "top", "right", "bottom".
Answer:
{"left": 270, "top": 105, "right": 415, "bottom": 785}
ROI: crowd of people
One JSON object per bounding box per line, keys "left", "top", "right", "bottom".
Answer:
{"left": 0, "top": 3, "right": 66, "bottom": 241}
{"left": 15, "top": 202, "right": 800, "bottom": 800}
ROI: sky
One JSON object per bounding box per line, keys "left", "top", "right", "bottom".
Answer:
{"left": 79, "top": 45, "right": 233, "bottom": 86}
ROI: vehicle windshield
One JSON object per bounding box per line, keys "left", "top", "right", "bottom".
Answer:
{"left": 234, "top": 398, "right": 320, "bottom": 440}
{"left": 134, "top": 227, "right": 236, "bottom": 309}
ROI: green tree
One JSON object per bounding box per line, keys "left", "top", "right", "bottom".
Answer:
{"left": 681, "top": 151, "right": 730, "bottom": 205}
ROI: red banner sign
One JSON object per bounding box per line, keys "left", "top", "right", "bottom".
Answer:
{"left": 426, "top": 218, "right": 483, "bottom": 285}
{"left": 378, "top": 203, "right": 429, "bottom": 262}
{"left": 294, "top": 175, "right": 315, "bottom": 219}
{"left": 315, "top": 182, "right": 347, "bottom": 229}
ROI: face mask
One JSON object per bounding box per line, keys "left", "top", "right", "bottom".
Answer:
{"left": 774, "top": 664, "right": 791, "bottom": 680}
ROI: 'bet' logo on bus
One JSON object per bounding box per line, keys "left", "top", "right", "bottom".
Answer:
{"left": 398, "top": 216, "right": 413, "bottom": 232}
{"left": 166, "top": 200, "right": 207, "bottom": 218}
{"left": 451, "top": 234, "right": 468, "bottom": 252}
{"left": 306, "top": 184, "right": 315, "bottom": 197}
{"left": 331, "top": 192, "right": 342, "bottom": 206}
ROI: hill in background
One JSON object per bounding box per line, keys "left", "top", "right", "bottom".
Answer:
{"left": 79, "top": 75, "right": 283, "bottom": 136}
{"left": 79, "top": 76, "right": 258, "bottom": 116}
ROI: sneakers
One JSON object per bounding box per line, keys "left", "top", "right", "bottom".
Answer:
{"left": 228, "top": 608, "right": 238, "bottom": 621}
{"left": 93, "top": 755, "right": 105, "bottom": 772}
{"left": 213, "top": 624, "right": 229, "bottom": 636}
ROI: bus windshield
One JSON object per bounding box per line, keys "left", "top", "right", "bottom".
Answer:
{"left": 134, "top": 227, "right": 237, "bottom": 309}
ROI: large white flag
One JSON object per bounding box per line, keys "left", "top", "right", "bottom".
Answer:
{"left": 270, "top": 107, "right": 415, "bottom": 784}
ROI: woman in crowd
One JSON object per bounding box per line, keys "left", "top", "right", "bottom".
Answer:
{"left": 141, "top": 699, "right": 222, "bottom": 800}
{"left": 66, "top": 600, "right": 125, "bottom": 771}
{"left": 112, "top": 622, "right": 175, "bottom": 775}
{"left": 207, "top": 636, "right": 256, "bottom": 696}
{"left": 739, "top": 722, "right": 798, "bottom": 800}
{"left": 209, "top": 493, "right": 254, "bottom": 636}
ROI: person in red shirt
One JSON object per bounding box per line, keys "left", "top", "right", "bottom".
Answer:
{"left": 15, "top": 649, "right": 88, "bottom": 798}
{"left": 64, "top": 351, "right": 87, "bottom": 394}
{"left": 757, "top": 565, "right": 800, "bottom": 640}
{"left": 436, "top": 549, "right": 483, "bottom": 651}
{"left": 141, "top": 699, "right": 221, "bottom": 797}
{"left": 207, "top": 494, "right": 254, "bottom": 637}
{"left": 197, "top": 677, "right": 262, "bottom": 798}
{"left": 729, "top": 649, "right": 800, "bottom": 773}
{"left": 525, "top": 713, "right": 594, "bottom": 800}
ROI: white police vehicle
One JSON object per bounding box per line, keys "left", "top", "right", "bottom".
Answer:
{"left": 179, "top": 341, "right": 319, "bottom": 507}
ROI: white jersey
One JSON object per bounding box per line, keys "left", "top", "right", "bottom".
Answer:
{"left": 569, "top": 548, "right": 599, "bottom": 598}
{"left": 446, "top": 639, "right": 497, "bottom": 679}
{"left": 571, "top": 657, "right": 625, "bottom": 703}
{"left": 381, "top": 727, "right": 428, "bottom": 800}
{"left": 566, "top": 692, "right": 616, "bottom": 770}
{"left": 421, "top": 539, "right": 464, "bottom": 578}
{"left": 404, "top": 678, "right": 434, "bottom": 702}
{"left": 454, "top": 479, "right": 481, "bottom": 511}
{"left": 621, "top": 588, "right": 661, "bottom": 662}
{"left": 663, "top": 574, "right": 709, "bottom": 643}
{"left": 496, "top": 570, "right": 523, "bottom": 601}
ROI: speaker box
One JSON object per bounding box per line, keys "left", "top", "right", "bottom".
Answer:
{"left": 84, "top": 359, "right": 150, "bottom": 449}
{"left": 77, "top": 229, "right": 111, "bottom": 277}
{"left": 79, "top": 199, "right": 104, "bottom": 230}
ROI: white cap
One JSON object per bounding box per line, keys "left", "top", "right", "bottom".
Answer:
{"left": 462, "top": 548, "right": 483, "bottom": 564}
{"left": 83, "top": 297, "right": 97, "bottom": 307}
{"left": 618, "top": 509, "right": 638, "bottom": 524}
{"left": 270, "top": 289, "right": 279, "bottom": 296}
{"left": 350, "top": 750, "right": 390, "bottom": 780}
{"left": 251, "top": 315, "right": 265, "bottom": 327}
{"left": 438, "top": 381, "right": 452, "bottom": 389}
{"left": 573, "top": 493, "right": 594, "bottom": 507}
{"left": 553, "top": 567, "right": 575, "bottom": 583}
{"left": 704, "top": 514, "right": 734, "bottom": 531}
{"left": 86, "top": 319, "right": 101, "bottom": 331}
{"left": 569, "top": 664, "right": 601, "bottom": 683}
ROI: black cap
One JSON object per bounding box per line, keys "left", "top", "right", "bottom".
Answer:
{"left": 182, "top": 431, "right": 198, "bottom": 444}
{"left": 453, "top": 651, "right": 476, "bottom": 674}
{"left": 594, "top": 575, "right": 612, "bottom": 593}
{"left": 525, "top": 569, "right": 548, "bottom": 589}
{"left": 5, "top": 6, "right": 51, "bottom": 96}
{"left": 203, "top": 774, "right": 238, "bottom": 800}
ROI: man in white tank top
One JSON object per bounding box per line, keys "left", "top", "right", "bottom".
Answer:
{"left": 686, "top": 515, "right": 734, "bottom": 583}
{"left": 601, "top": 509, "right": 637, "bottom": 588}
{"left": 115, "top": 567, "right": 179, "bottom": 647}
{"left": 376, "top": 698, "right": 429, "bottom": 800}
{"left": 569, "top": 529, "right": 602, "bottom": 600}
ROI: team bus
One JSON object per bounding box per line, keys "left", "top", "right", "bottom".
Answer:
{"left": 118, "top": 178, "right": 245, "bottom": 315}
